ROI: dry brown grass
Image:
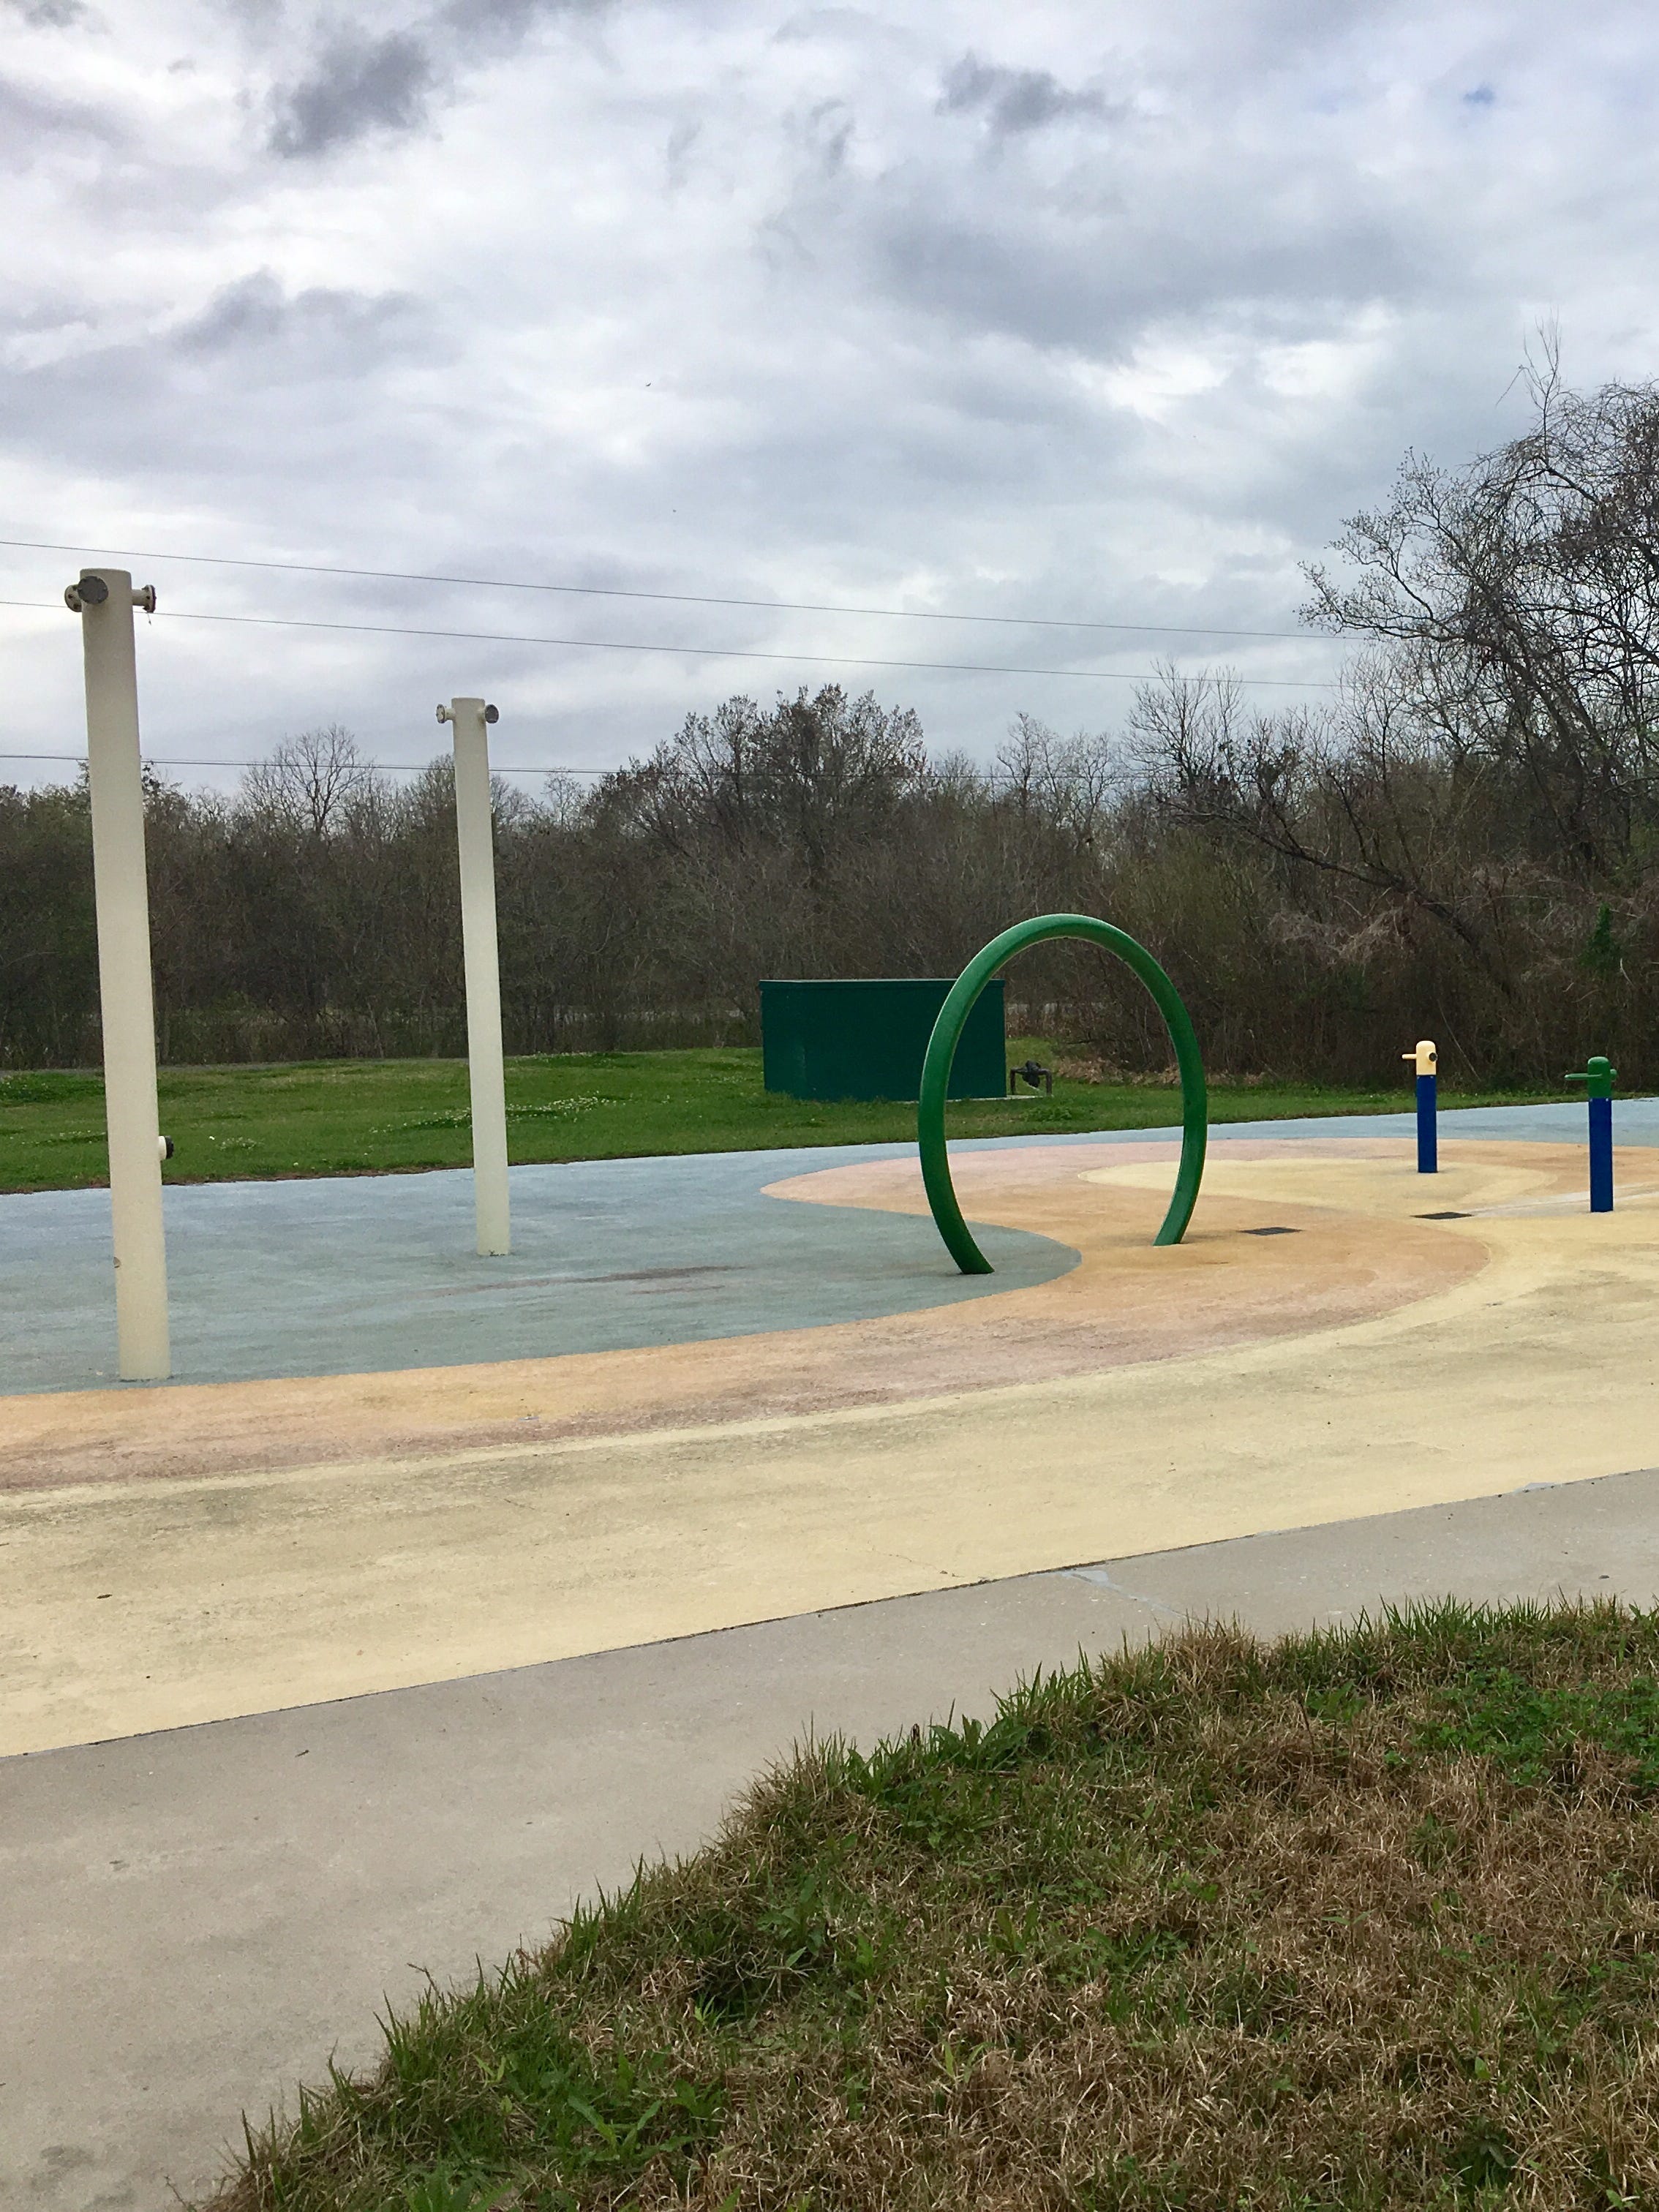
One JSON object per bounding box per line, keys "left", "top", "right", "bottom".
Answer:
{"left": 199, "top": 1602, "right": 1659, "bottom": 2211}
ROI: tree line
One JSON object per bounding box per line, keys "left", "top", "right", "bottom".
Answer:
{"left": 4, "top": 366, "right": 1657, "bottom": 1088}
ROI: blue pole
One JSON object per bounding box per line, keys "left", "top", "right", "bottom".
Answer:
{"left": 1589, "top": 1095, "right": 1613, "bottom": 1213}
{"left": 1402, "top": 1040, "right": 1437, "bottom": 1173}
{"left": 1566, "top": 1055, "right": 1617, "bottom": 1214}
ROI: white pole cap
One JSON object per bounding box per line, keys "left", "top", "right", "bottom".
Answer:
{"left": 1401, "top": 1039, "right": 1438, "bottom": 1077}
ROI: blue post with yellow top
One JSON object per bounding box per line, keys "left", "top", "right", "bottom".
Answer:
{"left": 1403, "top": 1038, "right": 1437, "bottom": 1173}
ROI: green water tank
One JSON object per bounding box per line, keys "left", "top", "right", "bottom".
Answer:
{"left": 760, "top": 977, "right": 1007, "bottom": 1102}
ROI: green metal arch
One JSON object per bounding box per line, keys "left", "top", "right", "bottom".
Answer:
{"left": 918, "top": 914, "right": 1208, "bottom": 1274}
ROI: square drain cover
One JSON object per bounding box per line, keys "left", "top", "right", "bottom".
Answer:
{"left": 1416, "top": 1210, "right": 1470, "bottom": 1220}
{"left": 1242, "top": 1225, "right": 1299, "bottom": 1236}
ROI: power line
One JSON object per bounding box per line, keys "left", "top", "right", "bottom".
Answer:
{"left": 0, "top": 533, "right": 1326, "bottom": 644}
{"left": 0, "top": 596, "right": 1341, "bottom": 690}
{"left": 0, "top": 750, "right": 600, "bottom": 777}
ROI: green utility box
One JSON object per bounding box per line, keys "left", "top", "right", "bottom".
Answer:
{"left": 760, "top": 977, "right": 1007, "bottom": 1102}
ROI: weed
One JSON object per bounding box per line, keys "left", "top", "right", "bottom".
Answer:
{"left": 195, "top": 1601, "right": 1659, "bottom": 2211}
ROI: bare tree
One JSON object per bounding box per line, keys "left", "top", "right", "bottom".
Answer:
{"left": 239, "top": 725, "right": 376, "bottom": 838}
{"left": 1127, "top": 663, "right": 1516, "bottom": 993}
{"left": 1301, "top": 364, "right": 1659, "bottom": 873}
{"left": 610, "top": 687, "right": 927, "bottom": 884}
{"left": 994, "top": 715, "right": 1121, "bottom": 846}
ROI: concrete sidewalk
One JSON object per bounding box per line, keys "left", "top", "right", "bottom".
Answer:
{"left": 6, "top": 1464, "right": 1659, "bottom": 2211}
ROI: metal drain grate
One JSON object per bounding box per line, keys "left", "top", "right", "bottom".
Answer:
{"left": 1242, "top": 1225, "right": 1300, "bottom": 1236}
{"left": 1415, "top": 1210, "right": 1470, "bottom": 1220}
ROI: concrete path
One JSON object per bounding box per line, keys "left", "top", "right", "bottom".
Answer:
{"left": 6, "top": 1464, "right": 1659, "bottom": 2212}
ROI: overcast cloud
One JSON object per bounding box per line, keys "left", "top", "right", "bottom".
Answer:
{"left": 2, "top": 0, "right": 1655, "bottom": 789}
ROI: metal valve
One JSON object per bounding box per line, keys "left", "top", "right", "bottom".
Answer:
{"left": 65, "top": 574, "right": 157, "bottom": 614}
{"left": 1566, "top": 1055, "right": 1617, "bottom": 1213}
{"left": 1404, "top": 1037, "right": 1438, "bottom": 1172}
{"left": 1565, "top": 1053, "right": 1617, "bottom": 1099}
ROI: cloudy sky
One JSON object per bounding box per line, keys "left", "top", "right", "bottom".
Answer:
{"left": 3, "top": 0, "right": 1654, "bottom": 793}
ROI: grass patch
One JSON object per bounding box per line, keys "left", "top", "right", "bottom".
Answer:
{"left": 199, "top": 1600, "right": 1659, "bottom": 2209}
{"left": 0, "top": 1047, "right": 1554, "bottom": 1194}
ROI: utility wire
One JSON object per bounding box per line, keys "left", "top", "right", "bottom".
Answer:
{"left": 0, "top": 750, "right": 599, "bottom": 777}
{"left": 0, "top": 597, "right": 1340, "bottom": 690}
{"left": 0, "top": 533, "right": 1326, "bottom": 644}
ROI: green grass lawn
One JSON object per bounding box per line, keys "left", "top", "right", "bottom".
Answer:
{"left": 199, "top": 1600, "right": 1659, "bottom": 2211}
{"left": 0, "top": 1047, "right": 1554, "bottom": 1195}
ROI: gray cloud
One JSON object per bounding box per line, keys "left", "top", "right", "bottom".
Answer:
{"left": 938, "top": 51, "right": 1110, "bottom": 133}
{"left": 865, "top": 192, "right": 1425, "bottom": 356}
{"left": 1, "top": 272, "right": 427, "bottom": 500}
{"left": 174, "top": 270, "right": 418, "bottom": 365}
{"left": 0, "top": 72, "right": 124, "bottom": 160}
{"left": 439, "top": 0, "right": 600, "bottom": 41}
{"left": 1, "top": 0, "right": 1655, "bottom": 786}
{"left": 7, "top": 0, "right": 89, "bottom": 23}
{"left": 267, "top": 26, "right": 436, "bottom": 157}
{"left": 265, "top": 0, "right": 601, "bottom": 160}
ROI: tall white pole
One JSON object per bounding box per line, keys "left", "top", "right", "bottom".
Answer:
{"left": 66, "top": 568, "right": 170, "bottom": 1381}
{"left": 439, "top": 698, "right": 511, "bottom": 1256}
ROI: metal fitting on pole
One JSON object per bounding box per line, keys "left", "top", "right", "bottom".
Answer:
{"left": 1565, "top": 1054, "right": 1617, "bottom": 1214}
{"left": 69, "top": 569, "right": 170, "bottom": 1380}
{"left": 441, "top": 698, "right": 511, "bottom": 1256}
{"left": 1402, "top": 1039, "right": 1437, "bottom": 1173}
